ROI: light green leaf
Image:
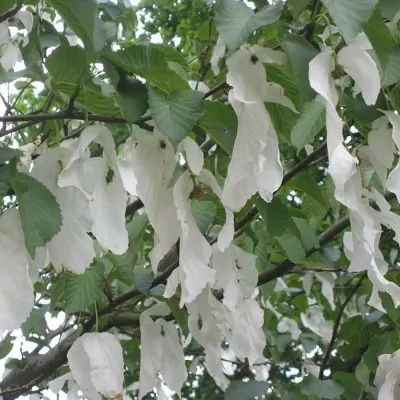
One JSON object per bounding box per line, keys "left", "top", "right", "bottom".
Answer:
{"left": 148, "top": 87, "right": 204, "bottom": 147}
{"left": 0, "top": 147, "right": 22, "bottom": 163}
{"left": 11, "top": 172, "right": 62, "bottom": 257}
{"left": 46, "top": 46, "right": 90, "bottom": 86}
{"left": 379, "top": 0, "right": 400, "bottom": 19}
{"left": 64, "top": 264, "right": 105, "bottom": 313}
{"left": 276, "top": 232, "right": 306, "bottom": 263}
{"left": 364, "top": 7, "right": 395, "bottom": 69}
{"left": 294, "top": 218, "right": 319, "bottom": 252}
{"left": 215, "top": 0, "right": 282, "bottom": 51}
{"left": 225, "top": 380, "right": 269, "bottom": 400}
{"left": 191, "top": 200, "right": 217, "bottom": 234}
{"left": 291, "top": 100, "right": 326, "bottom": 151}
{"left": 0, "top": 0, "right": 15, "bottom": 14}
{"left": 46, "top": 0, "right": 105, "bottom": 55}
{"left": 197, "top": 101, "right": 237, "bottom": 155}
{"left": 102, "top": 45, "right": 189, "bottom": 93}
{"left": 301, "top": 376, "right": 344, "bottom": 399}
{"left": 282, "top": 36, "right": 318, "bottom": 104}
{"left": 134, "top": 268, "right": 154, "bottom": 294}
{"left": 321, "top": 0, "right": 379, "bottom": 44}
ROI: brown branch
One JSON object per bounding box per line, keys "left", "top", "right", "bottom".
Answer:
{"left": 318, "top": 274, "right": 366, "bottom": 379}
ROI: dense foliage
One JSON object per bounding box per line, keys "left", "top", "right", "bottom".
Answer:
{"left": 1, "top": 0, "right": 400, "bottom": 399}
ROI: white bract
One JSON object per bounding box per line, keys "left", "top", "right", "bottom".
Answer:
{"left": 67, "top": 332, "right": 124, "bottom": 399}
{"left": 58, "top": 125, "right": 128, "bottom": 255}
{"left": 374, "top": 349, "right": 400, "bottom": 400}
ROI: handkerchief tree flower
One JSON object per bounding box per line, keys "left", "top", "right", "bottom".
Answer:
{"left": 1, "top": 0, "right": 400, "bottom": 399}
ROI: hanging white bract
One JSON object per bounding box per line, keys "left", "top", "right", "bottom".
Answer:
{"left": 67, "top": 332, "right": 124, "bottom": 400}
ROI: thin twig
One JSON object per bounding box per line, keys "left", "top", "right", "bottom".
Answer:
{"left": 318, "top": 273, "right": 366, "bottom": 379}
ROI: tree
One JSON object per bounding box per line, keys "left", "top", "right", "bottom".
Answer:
{"left": 1, "top": 0, "right": 400, "bottom": 398}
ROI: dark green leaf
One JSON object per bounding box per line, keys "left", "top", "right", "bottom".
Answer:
{"left": 0, "top": 0, "right": 15, "bottom": 14}
{"left": 197, "top": 101, "right": 237, "bottom": 155}
{"left": 225, "top": 380, "right": 269, "bottom": 400}
{"left": 0, "top": 339, "right": 13, "bottom": 360}
{"left": 46, "top": 0, "right": 105, "bottom": 55}
{"left": 291, "top": 100, "right": 325, "bottom": 151}
{"left": 11, "top": 172, "right": 62, "bottom": 257}
{"left": 102, "top": 45, "right": 188, "bottom": 93}
{"left": 301, "top": 376, "right": 344, "bottom": 399}
{"left": 364, "top": 7, "right": 395, "bottom": 69}
{"left": 0, "top": 147, "right": 22, "bottom": 163}
{"left": 282, "top": 36, "right": 318, "bottom": 104}
{"left": 190, "top": 200, "right": 217, "bottom": 234}
{"left": 134, "top": 268, "right": 154, "bottom": 294}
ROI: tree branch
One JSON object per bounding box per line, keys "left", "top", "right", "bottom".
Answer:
{"left": 0, "top": 3, "right": 22, "bottom": 24}
{"left": 318, "top": 273, "right": 366, "bottom": 379}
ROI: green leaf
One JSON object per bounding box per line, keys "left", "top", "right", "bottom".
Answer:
{"left": 225, "top": 380, "right": 269, "bottom": 400}
{"left": 134, "top": 268, "right": 154, "bottom": 294}
{"left": 117, "top": 77, "right": 149, "bottom": 124}
{"left": 276, "top": 232, "right": 306, "bottom": 263}
{"left": 102, "top": 45, "right": 189, "bottom": 93}
{"left": 379, "top": 0, "right": 400, "bottom": 19}
{"left": 215, "top": 0, "right": 282, "bottom": 51}
{"left": 321, "top": 0, "right": 379, "bottom": 44}
{"left": 301, "top": 376, "right": 344, "bottom": 399}
{"left": 382, "top": 45, "right": 400, "bottom": 87}
{"left": 282, "top": 36, "right": 319, "bottom": 104}
{"left": 291, "top": 100, "right": 326, "bottom": 151}
{"left": 364, "top": 7, "right": 395, "bottom": 69}
{"left": 46, "top": 46, "right": 90, "bottom": 86}
{"left": 256, "top": 197, "right": 300, "bottom": 238}
{"left": 0, "top": 147, "right": 22, "bottom": 163}
{"left": 64, "top": 263, "right": 105, "bottom": 313}
{"left": 0, "top": 0, "right": 15, "bottom": 14}
{"left": 46, "top": 0, "right": 105, "bottom": 55}
{"left": 197, "top": 101, "right": 237, "bottom": 155}
{"left": 21, "top": 308, "right": 47, "bottom": 337}
{"left": 148, "top": 87, "right": 204, "bottom": 147}
{"left": 287, "top": 0, "right": 309, "bottom": 17}
{"left": 11, "top": 172, "right": 62, "bottom": 257}
{"left": 294, "top": 218, "right": 319, "bottom": 252}
{"left": 0, "top": 339, "right": 13, "bottom": 360}
{"left": 191, "top": 200, "right": 217, "bottom": 234}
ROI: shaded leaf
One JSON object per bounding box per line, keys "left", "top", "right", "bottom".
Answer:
{"left": 301, "top": 376, "right": 344, "bottom": 399}
{"left": 11, "top": 172, "right": 62, "bottom": 257}
{"left": 225, "top": 380, "right": 269, "bottom": 400}
{"left": 0, "top": 147, "right": 22, "bottom": 163}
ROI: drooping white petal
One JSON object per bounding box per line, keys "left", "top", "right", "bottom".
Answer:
{"left": 58, "top": 125, "right": 128, "bottom": 255}
{"left": 226, "top": 46, "right": 267, "bottom": 102}
{"left": 0, "top": 209, "right": 34, "bottom": 334}
{"left": 210, "top": 243, "right": 258, "bottom": 309}
{"left": 82, "top": 332, "right": 124, "bottom": 398}
{"left": 210, "top": 35, "right": 226, "bottom": 76}
{"left": 314, "top": 272, "right": 336, "bottom": 310}
{"left": 277, "top": 317, "right": 302, "bottom": 340}
{"left": 120, "top": 134, "right": 180, "bottom": 272}
{"left": 198, "top": 169, "right": 234, "bottom": 250}
{"left": 375, "top": 350, "right": 400, "bottom": 400}
{"left": 337, "top": 39, "right": 380, "bottom": 105}
{"left": 139, "top": 304, "right": 187, "bottom": 399}
{"left": 263, "top": 82, "right": 298, "bottom": 113}
{"left": 32, "top": 148, "right": 95, "bottom": 273}
{"left": 301, "top": 305, "right": 333, "bottom": 343}
{"left": 225, "top": 299, "right": 266, "bottom": 366}
{"left": 180, "top": 137, "right": 204, "bottom": 175}
{"left": 222, "top": 93, "right": 282, "bottom": 211}
{"left": 67, "top": 332, "right": 124, "bottom": 399}
{"left": 171, "top": 171, "right": 215, "bottom": 303}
